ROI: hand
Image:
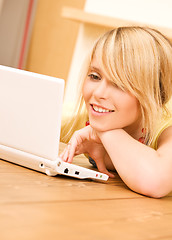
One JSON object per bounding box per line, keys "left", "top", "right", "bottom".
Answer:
{"left": 60, "top": 125, "right": 115, "bottom": 178}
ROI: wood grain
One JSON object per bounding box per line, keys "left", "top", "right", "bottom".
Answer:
{"left": 0, "top": 142, "right": 172, "bottom": 240}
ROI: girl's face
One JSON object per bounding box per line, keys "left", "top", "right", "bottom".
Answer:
{"left": 82, "top": 56, "right": 141, "bottom": 137}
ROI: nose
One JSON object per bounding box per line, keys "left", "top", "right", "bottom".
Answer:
{"left": 93, "top": 80, "right": 108, "bottom": 99}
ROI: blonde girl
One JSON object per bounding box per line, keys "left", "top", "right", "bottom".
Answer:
{"left": 60, "top": 26, "right": 172, "bottom": 198}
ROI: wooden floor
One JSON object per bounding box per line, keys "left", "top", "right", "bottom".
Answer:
{"left": 1, "top": 143, "right": 172, "bottom": 240}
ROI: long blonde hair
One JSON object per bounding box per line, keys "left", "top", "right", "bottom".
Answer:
{"left": 61, "top": 26, "right": 172, "bottom": 146}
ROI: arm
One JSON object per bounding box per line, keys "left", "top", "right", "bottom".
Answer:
{"left": 98, "top": 127, "right": 172, "bottom": 198}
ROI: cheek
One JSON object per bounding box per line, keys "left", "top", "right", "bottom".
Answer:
{"left": 117, "top": 93, "right": 140, "bottom": 118}
{"left": 82, "top": 80, "right": 92, "bottom": 103}
{"left": 125, "top": 98, "right": 140, "bottom": 119}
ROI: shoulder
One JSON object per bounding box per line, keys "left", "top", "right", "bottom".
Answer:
{"left": 151, "top": 114, "right": 172, "bottom": 150}
{"left": 157, "top": 125, "right": 172, "bottom": 152}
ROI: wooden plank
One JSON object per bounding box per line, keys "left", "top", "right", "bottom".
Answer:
{"left": 0, "top": 142, "right": 171, "bottom": 204}
{"left": 1, "top": 198, "right": 172, "bottom": 240}
{"left": 0, "top": 161, "right": 142, "bottom": 204}
{"left": 0, "top": 142, "right": 172, "bottom": 240}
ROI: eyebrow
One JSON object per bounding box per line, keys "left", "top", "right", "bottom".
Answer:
{"left": 89, "top": 66, "right": 102, "bottom": 73}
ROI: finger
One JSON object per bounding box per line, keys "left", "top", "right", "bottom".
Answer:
{"left": 60, "top": 145, "right": 70, "bottom": 162}
{"left": 96, "top": 160, "right": 115, "bottom": 178}
{"left": 60, "top": 139, "right": 72, "bottom": 157}
{"left": 107, "top": 172, "right": 115, "bottom": 178}
{"left": 63, "top": 148, "right": 70, "bottom": 162}
{"left": 67, "top": 138, "right": 79, "bottom": 163}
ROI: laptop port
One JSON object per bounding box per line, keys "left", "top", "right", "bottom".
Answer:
{"left": 64, "top": 168, "right": 69, "bottom": 174}
{"left": 39, "top": 163, "right": 44, "bottom": 168}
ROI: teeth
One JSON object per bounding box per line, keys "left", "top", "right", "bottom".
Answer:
{"left": 92, "top": 105, "right": 113, "bottom": 113}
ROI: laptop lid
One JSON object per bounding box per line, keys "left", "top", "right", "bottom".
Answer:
{"left": 0, "top": 65, "right": 64, "bottom": 161}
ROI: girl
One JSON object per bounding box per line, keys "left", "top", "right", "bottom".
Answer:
{"left": 60, "top": 26, "right": 172, "bottom": 198}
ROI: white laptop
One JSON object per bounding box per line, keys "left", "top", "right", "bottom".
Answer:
{"left": 0, "top": 65, "right": 108, "bottom": 181}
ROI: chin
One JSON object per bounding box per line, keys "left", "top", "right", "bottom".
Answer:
{"left": 89, "top": 122, "right": 111, "bottom": 132}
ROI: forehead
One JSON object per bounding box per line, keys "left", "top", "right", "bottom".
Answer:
{"left": 89, "top": 56, "right": 104, "bottom": 74}
{"left": 90, "top": 55, "right": 99, "bottom": 66}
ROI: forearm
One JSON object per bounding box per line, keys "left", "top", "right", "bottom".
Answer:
{"left": 98, "top": 129, "right": 169, "bottom": 197}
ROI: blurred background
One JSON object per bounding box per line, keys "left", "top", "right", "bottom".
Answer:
{"left": 0, "top": 0, "right": 85, "bottom": 82}
{"left": 0, "top": 0, "right": 172, "bottom": 101}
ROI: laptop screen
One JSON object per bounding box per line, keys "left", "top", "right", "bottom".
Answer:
{"left": 0, "top": 65, "right": 64, "bottom": 160}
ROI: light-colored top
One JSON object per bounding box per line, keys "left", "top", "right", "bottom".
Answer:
{"left": 151, "top": 99, "right": 172, "bottom": 150}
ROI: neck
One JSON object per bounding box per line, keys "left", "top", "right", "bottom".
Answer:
{"left": 123, "top": 119, "right": 143, "bottom": 141}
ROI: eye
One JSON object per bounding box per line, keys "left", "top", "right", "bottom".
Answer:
{"left": 88, "top": 73, "right": 101, "bottom": 81}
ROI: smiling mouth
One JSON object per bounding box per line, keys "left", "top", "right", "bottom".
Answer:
{"left": 91, "top": 104, "right": 115, "bottom": 113}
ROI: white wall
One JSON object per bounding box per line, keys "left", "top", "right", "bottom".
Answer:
{"left": 85, "top": 0, "right": 172, "bottom": 28}
{"left": 65, "top": 0, "right": 172, "bottom": 104}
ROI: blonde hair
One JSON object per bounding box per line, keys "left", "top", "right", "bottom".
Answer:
{"left": 61, "top": 26, "right": 172, "bottom": 146}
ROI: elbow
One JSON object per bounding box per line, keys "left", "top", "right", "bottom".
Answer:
{"left": 132, "top": 176, "right": 171, "bottom": 199}
{"left": 141, "top": 187, "right": 169, "bottom": 199}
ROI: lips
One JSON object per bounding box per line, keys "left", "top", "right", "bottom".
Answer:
{"left": 90, "top": 104, "right": 115, "bottom": 113}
